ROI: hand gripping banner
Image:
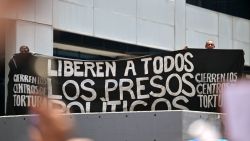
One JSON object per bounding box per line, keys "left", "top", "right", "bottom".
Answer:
{"left": 7, "top": 49, "right": 244, "bottom": 115}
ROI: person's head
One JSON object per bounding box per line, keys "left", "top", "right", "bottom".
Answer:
{"left": 205, "top": 40, "right": 215, "bottom": 49}
{"left": 19, "top": 45, "right": 30, "bottom": 53}
{"left": 183, "top": 45, "right": 188, "bottom": 50}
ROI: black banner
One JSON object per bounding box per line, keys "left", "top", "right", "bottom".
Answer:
{"left": 7, "top": 49, "right": 244, "bottom": 115}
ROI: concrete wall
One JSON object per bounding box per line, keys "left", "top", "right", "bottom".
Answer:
{"left": 186, "top": 4, "right": 250, "bottom": 65}
{"left": 1, "top": 0, "right": 53, "bottom": 55}
{"left": 52, "top": 0, "right": 250, "bottom": 65}
{"left": 0, "top": 111, "right": 223, "bottom": 141}
{"left": 2, "top": 0, "right": 249, "bottom": 62}
{"left": 1, "top": 0, "right": 249, "bottom": 114}
{"left": 53, "top": 0, "right": 176, "bottom": 50}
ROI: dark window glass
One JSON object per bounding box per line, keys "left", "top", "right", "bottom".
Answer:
{"left": 53, "top": 30, "right": 164, "bottom": 60}
{"left": 186, "top": 0, "right": 250, "bottom": 20}
{"left": 54, "top": 48, "right": 114, "bottom": 60}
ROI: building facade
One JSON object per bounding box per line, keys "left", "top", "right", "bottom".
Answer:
{"left": 0, "top": 0, "right": 250, "bottom": 115}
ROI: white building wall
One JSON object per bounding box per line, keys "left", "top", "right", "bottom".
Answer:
{"left": 2, "top": 0, "right": 250, "bottom": 114}
{"left": 2, "top": 0, "right": 53, "bottom": 56}
{"left": 137, "top": 0, "right": 175, "bottom": 50}
{"left": 94, "top": 0, "right": 137, "bottom": 44}
{"left": 36, "top": 0, "right": 53, "bottom": 25}
{"left": 185, "top": 4, "right": 250, "bottom": 65}
{"left": 34, "top": 24, "right": 53, "bottom": 55}
{"left": 186, "top": 5, "right": 219, "bottom": 49}
{"left": 2, "top": 0, "right": 250, "bottom": 61}
{"left": 175, "top": 0, "right": 186, "bottom": 50}
{"left": 53, "top": 0, "right": 94, "bottom": 35}
{"left": 16, "top": 20, "right": 36, "bottom": 52}
{"left": 53, "top": 0, "right": 176, "bottom": 50}
{"left": 52, "top": 0, "right": 250, "bottom": 65}
{"left": 232, "top": 17, "right": 250, "bottom": 65}
{"left": 218, "top": 13, "right": 233, "bottom": 50}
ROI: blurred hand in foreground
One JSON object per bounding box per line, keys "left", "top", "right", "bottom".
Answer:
{"left": 223, "top": 80, "right": 250, "bottom": 141}
{"left": 29, "top": 98, "right": 93, "bottom": 141}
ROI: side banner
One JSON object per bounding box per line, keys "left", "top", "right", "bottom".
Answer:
{"left": 7, "top": 49, "right": 244, "bottom": 115}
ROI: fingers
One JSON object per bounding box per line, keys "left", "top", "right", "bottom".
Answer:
{"left": 29, "top": 96, "right": 93, "bottom": 141}
{"left": 29, "top": 98, "right": 73, "bottom": 141}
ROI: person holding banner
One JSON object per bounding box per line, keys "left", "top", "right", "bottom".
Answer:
{"left": 205, "top": 40, "right": 215, "bottom": 49}
{"left": 19, "top": 45, "right": 30, "bottom": 54}
{"left": 7, "top": 46, "right": 38, "bottom": 115}
{"left": 8, "top": 45, "right": 31, "bottom": 70}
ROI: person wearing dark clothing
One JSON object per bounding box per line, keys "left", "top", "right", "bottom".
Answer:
{"left": 0, "top": 57, "right": 5, "bottom": 116}
{"left": 6, "top": 46, "right": 38, "bottom": 115}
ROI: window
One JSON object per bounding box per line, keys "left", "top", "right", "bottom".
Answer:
{"left": 186, "top": 0, "right": 250, "bottom": 20}
{"left": 53, "top": 30, "right": 164, "bottom": 60}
